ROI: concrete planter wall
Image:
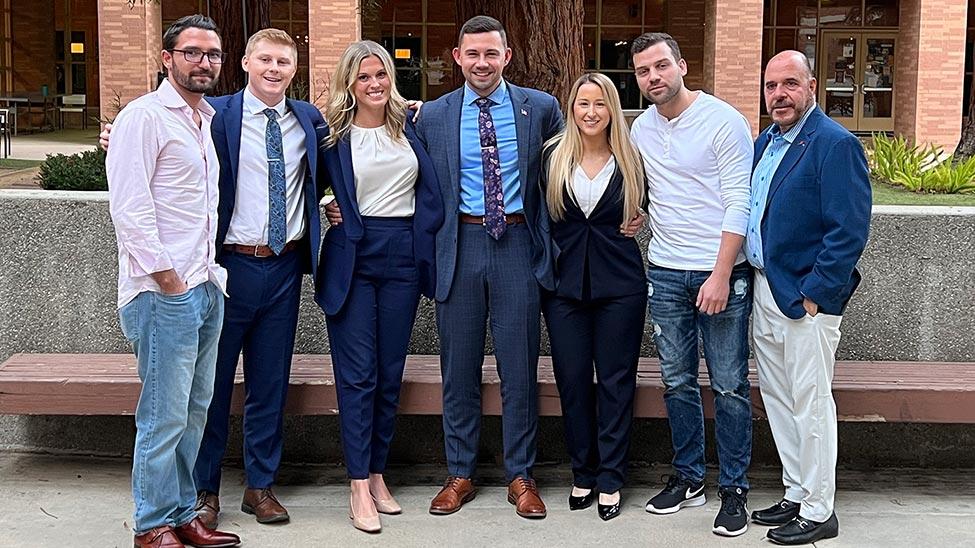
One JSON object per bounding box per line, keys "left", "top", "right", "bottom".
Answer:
{"left": 1, "top": 190, "right": 973, "bottom": 466}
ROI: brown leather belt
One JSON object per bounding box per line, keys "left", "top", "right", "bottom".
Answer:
{"left": 222, "top": 240, "right": 298, "bottom": 258}
{"left": 459, "top": 213, "right": 526, "bottom": 225}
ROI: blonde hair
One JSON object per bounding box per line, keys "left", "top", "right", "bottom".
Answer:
{"left": 244, "top": 28, "right": 297, "bottom": 62}
{"left": 325, "top": 40, "right": 408, "bottom": 147}
{"left": 545, "top": 73, "right": 645, "bottom": 223}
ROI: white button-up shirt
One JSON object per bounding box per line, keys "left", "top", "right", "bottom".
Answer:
{"left": 106, "top": 78, "right": 227, "bottom": 308}
{"left": 224, "top": 88, "right": 307, "bottom": 246}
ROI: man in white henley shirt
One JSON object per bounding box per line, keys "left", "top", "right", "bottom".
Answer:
{"left": 628, "top": 32, "right": 754, "bottom": 538}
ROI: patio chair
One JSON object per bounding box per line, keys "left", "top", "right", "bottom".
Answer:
{"left": 0, "top": 109, "right": 11, "bottom": 158}
{"left": 58, "top": 94, "right": 87, "bottom": 129}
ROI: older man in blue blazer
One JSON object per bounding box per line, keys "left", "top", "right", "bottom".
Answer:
{"left": 745, "top": 50, "right": 871, "bottom": 546}
{"left": 192, "top": 29, "right": 326, "bottom": 528}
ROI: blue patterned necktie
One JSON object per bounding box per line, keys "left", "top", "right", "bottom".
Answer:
{"left": 263, "top": 108, "right": 287, "bottom": 255}
{"left": 475, "top": 97, "right": 506, "bottom": 240}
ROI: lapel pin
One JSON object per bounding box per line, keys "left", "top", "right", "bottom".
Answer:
{"left": 521, "top": 109, "right": 528, "bottom": 116}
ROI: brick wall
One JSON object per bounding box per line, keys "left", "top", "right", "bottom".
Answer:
{"left": 97, "top": 0, "right": 162, "bottom": 123}
{"left": 705, "top": 0, "right": 763, "bottom": 136}
{"left": 667, "top": 0, "right": 706, "bottom": 91}
{"left": 896, "top": 0, "right": 967, "bottom": 152}
{"left": 308, "top": 0, "right": 360, "bottom": 108}
{"left": 11, "top": 0, "right": 54, "bottom": 94}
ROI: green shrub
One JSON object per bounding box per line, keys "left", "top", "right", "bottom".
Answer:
{"left": 38, "top": 148, "right": 108, "bottom": 191}
{"left": 869, "top": 134, "right": 975, "bottom": 194}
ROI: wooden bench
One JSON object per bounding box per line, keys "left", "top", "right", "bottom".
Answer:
{"left": 1, "top": 353, "right": 973, "bottom": 423}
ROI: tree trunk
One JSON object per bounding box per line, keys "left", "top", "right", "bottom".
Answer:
{"left": 456, "top": 0, "right": 584, "bottom": 108}
{"left": 955, "top": 48, "right": 975, "bottom": 162}
{"left": 209, "top": 0, "right": 272, "bottom": 96}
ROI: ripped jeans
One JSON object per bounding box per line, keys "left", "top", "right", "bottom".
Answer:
{"left": 647, "top": 263, "right": 753, "bottom": 490}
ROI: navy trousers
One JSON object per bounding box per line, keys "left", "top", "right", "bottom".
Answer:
{"left": 326, "top": 217, "right": 420, "bottom": 479}
{"left": 436, "top": 223, "right": 540, "bottom": 481}
{"left": 194, "top": 249, "right": 302, "bottom": 493}
{"left": 543, "top": 291, "right": 645, "bottom": 493}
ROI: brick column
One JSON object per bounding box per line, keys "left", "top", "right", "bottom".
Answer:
{"left": 97, "top": 0, "right": 161, "bottom": 124}
{"left": 308, "top": 0, "right": 360, "bottom": 108}
{"left": 895, "top": 0, "right": 967, "bottom": 152}
{"left": 704, "top": 0, "right": 764, "bottom": 136}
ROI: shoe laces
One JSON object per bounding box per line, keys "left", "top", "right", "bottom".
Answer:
{"left": 513, "top": 477, "right": 537, "bottom": 492}
{"left": 660, "top": 474, "right": 685, "bottom": 495}
{"left": 195, "top": 491, "right": 216, "bottom": 511}
{"left": 444, "top": 476, "right": 467, "bottom": 490}
{"left": 718, "top": 488, "right": 746, "bottom": 516}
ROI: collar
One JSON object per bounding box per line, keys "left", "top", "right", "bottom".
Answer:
{"left": 157, "top": 78, "right": 216, "bottom": 117}
{"left": 464, "top": 79, "right": 509, "bottom": 107}
{"left": 768, "top": 101, "right": 816, "bottom": 144}
{"left": 244, "top": 86, "right": 287, "bottom": 117}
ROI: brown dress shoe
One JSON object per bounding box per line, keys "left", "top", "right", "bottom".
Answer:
{"left": 194, "top": 491, "right": 219, "bottom": 530}
{"left": 173, "top": 517, "right": 240, "bottom": 547}
{"left": 241, "top": 487, "right": 290, "bottom": 524}
{"left": 429, "top": 476, "right": 477, "bottom": 515}
{"left": 507, "top": 477, "right": 547, "bottom": 519}
{"left": 134, "top": 526, "right": 184, "bottom": 548}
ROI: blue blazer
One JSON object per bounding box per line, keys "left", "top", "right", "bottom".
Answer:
{"left": 541, "top": 148, "right": 648, "bottom": 301}
{"left": 208, "top": 91, "right": 325, "bottom": 278}
{"left": 314, "top": 114, "right": 444, "bottom": 316}
{"left": 754, "top": 107, "right": 872, "bottom": 319}
{"left": 414, "top": 82, "right": 565, "bottom": 302}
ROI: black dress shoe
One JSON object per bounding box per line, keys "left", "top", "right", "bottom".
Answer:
{"left": 751, "top": 498, "right": 800, "bottom": 526}
{"left": 569, "top": 490, "right": 595, "bottom": 511}
{"left": 767, "top": 513, "right": 839, "bottom": 545}
{"left": 598, "top": 501, "right": 621, "bottom": 521}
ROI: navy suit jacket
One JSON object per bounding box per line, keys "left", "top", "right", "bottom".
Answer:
{"left": 314, "top": 114, "right": 444, "bottom": 316}
{"left": 541, "top": 149, "right": 647, "bottom": 301}
{"left": 209, "top": 91, "right": 325, "bottom": 278}
{"left": 754, "top": 106, "right": 871, "bottom": 319}
{"left": 415, "top": 82, "right": 564, "bottom": 302}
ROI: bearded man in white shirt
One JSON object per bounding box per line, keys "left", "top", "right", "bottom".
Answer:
{"left": 628, "top": 32, "right": 755, "bottom": 538}
{"left": 106, "top": 14, "right": 240, "bottom": 548}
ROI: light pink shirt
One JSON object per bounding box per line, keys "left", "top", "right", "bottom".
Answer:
{"left": 106, "top": 79, "right": 227, "bottom": 308}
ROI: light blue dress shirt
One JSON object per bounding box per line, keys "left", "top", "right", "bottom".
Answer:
{"left": 745, "top": 104, "right": 817, "bottom": 269}
{"left": 458, "top": 81, "right": 523, "bottom": 215}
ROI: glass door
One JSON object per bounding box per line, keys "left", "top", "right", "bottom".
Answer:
{"left": 819, "top": 31, "right": 896, "bottom": 132}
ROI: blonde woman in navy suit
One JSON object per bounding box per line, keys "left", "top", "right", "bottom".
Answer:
{"left": 540, "top": 72, "right": 648, "bottom": 521}
{"left": 316, "top": 40, "right": 443, "bottom": 533}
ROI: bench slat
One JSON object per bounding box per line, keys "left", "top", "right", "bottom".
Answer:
{"left": 1, "top": 353, "right": 973, "bottom": 423}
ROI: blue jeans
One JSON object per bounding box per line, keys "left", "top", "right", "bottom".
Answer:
{"left": 647, "top": 264, "right": 752, "bottom": 490}
{"left": 118, "top": 282, "right": 224, "bottom": 533}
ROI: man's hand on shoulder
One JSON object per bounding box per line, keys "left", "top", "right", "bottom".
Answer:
{"left": 99, "top": 123, "right": 112, "bottom": 151}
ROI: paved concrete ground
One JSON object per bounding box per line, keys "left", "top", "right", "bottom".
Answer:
{"left": 6, "top": 128, "right": 100, "bottom": 160}
{"left": 0, "top": 453, "right": 971, "bottom": 547}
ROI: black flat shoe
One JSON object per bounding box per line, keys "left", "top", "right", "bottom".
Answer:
{"left": 569, "top": 490, "right": 595, "bottom": 511}
{"left": 598, "top": 501, "right": 621, "bottom": 521}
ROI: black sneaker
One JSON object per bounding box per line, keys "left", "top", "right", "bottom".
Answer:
{"left": 713, "top": 487, "right": 748, "bottom": 537}
{"left": 645, "top": 475, "right": 706, "bottom": 514}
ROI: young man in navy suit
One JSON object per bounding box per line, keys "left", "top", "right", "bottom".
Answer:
{"left": 746, "top": 50, "right": 871, "bottom": 545}
{"left": 191, "top": 28, "right": 325, "bottom": 528}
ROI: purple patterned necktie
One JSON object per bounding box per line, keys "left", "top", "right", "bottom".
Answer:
{"left": 475, "top": 97, "right": 506, "bottom": 240}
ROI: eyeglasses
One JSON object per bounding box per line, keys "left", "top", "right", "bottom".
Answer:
{"left": 170, "top": 48, "right": 227, "bottom": 65}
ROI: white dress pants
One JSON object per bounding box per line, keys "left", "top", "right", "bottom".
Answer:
{"left": 752, "top": 271, "right": 842, "bottom": 522}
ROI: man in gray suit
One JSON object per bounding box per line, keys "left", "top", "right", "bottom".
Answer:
{"left": 329, "top": 15, "right": 563, "bottom": 519}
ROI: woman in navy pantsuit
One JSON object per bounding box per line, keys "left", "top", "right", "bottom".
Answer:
{"left": 316, "top": 41, "right": 443, "bottom": 534}
{"left": 540, "top": 73, "right": 648, "bottom": 521}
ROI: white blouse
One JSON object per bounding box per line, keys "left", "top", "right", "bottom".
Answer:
{"left": 570, "top": 156, "right": 616, "bottom": 218}
{"left": 351, "top": 125, "right": 418, "bottom": 217}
